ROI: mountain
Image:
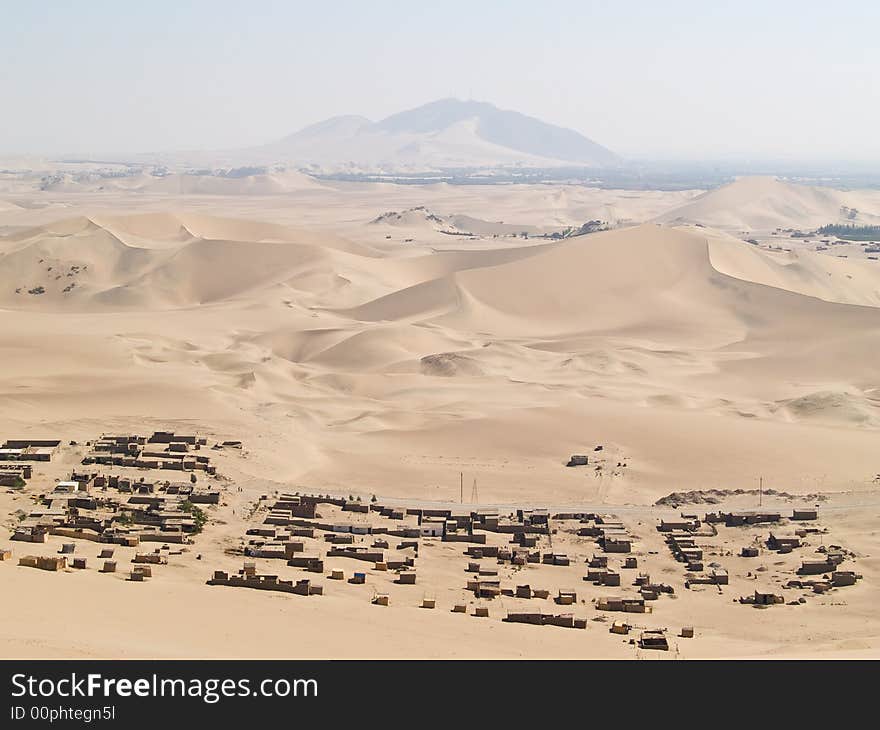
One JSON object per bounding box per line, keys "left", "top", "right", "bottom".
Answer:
{"left": 287, "top": 115, "right": 373, "bottom": 141}
{"left": 250, "top": 98, "right": 619, "bottom": 170}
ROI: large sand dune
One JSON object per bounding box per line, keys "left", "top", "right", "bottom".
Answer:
{"left": 0, "top": 213, "right": 383, "bottom": 310}
{"left": 346, "top": 223, "right": 880, "bottom": 341}
{"left": 2, "top": 204, "right": 878, "bottom": 499}
{"left": 655, "top": 176, "right": 880, "bottom": 231}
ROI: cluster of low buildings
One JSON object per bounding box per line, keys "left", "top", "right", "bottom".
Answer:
{"left": 222, "top": 498, "right": 691, "bottom": 636}
{"left": 660, "top": 517, "right": 730, "bottom": 586}
{"left": 6, "top": 433, "right": 869, "bottom": 656}
{"left": 785, "top": 546, "right": 861, "bottom": 595}
{"left": 11, "top": 467, "right": 220, "bottom": 548}
{"left": 0, "top": 437, "right": 59, "bottom": 488}
{"left": 704, "top": 510, "right": 784, "bottom": 527}
{"left": 3, "top": 429, "right": 230, "bottom": 550}
{"left": 0, "top": 462, "right": 33, "bottom": 487}
{"left": 504, "top": 611, "right": 588, "bottom": 629}
{"left": 2, "top": 430, "right": 238, "bottom": 585}
{"left": 0, "top": 438, "right": 60, "bottom": 463}
{"left": 208, "top": 568, "right": 323, "bottom": 596}
{"left": 575, "top": 514, "right": 634, "bottom": 554}
{"left": 82, "top": 432, "right": 216, "bottom": 474}
{"left": 230, "top": 495, "right": 429, "bottom": 590}
{"left": 654, "top": 506, "right": 863, "bottom": 607}
{"left": 730, "top": 508, "right": 861, "bottom": 601}
{"left": 13, "top": 540, "right": 182, "bottom": 582}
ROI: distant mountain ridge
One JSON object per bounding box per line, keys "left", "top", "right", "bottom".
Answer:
{"left": 254, "top": 98, "right": 619, "bottom": 170}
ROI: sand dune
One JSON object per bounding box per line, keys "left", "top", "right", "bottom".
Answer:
{"left": 2, "top": 202, "right": 878, "bottom": 478}
{"left": 136, "top": 170, "right": 327, "bottom": 195}
{"left": 324, "top": 224, "right": 880, "bottom": 452}
{"left": 0, "top": 213, "right": 384, "bottom": 310}
{"left": 370, "top": 206, "right": 459, "bottom": 232}
{"left": 705, "top": 226, "right": 880, "bottom": 307}
{"left": 0, "top": 199, "right": 23, "bottom": 212}
{"left": 655, "top": 176, "right": 880, "bottom": 230}
{"left": 774, "top": 390, "right": 880, "bottom": 427}
{"left": 445, "top": 213, "right": 549, "bottom": 236}
{"left": 0, "top": 218, "right": 167, "bottom": 306}
{"left": 38, "top": 170, "right": 327, "bottom": 196}
{"left": 345, "top": 224, "right": 880, "bottom": 341}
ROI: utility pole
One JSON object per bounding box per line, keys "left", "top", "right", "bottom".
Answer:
{"left": 460, "top": 472, "right": 463, "bottom": 504}
{"left": 759, "top": 476, "right": 763, "bottom": 507}
{"left": 471, "top": 478, "right": 478, "bottom": 504}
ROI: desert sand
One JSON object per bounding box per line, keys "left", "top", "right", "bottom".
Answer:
{"left": 1, "top": 174, "right": 879, "bottom": 658}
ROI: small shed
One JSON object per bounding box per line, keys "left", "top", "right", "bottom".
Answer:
{"left": 639, "top": 630, "right": 669, "bottom": 651}
{"left": 556, "top": 589, "right": 577, "bottom": 605}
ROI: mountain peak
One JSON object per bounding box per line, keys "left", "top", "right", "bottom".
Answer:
{"left": 375, "top": 98, "right": 499, "bottom": 133}
{"left": 260, "top": 99, "right": 619, "bottom": 170}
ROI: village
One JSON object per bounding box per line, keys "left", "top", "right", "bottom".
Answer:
{"left": 0, "top": 432, "right": 229, "bottom": 583}
{"left": 1, "top": 435, "right": 867, "bottom": 657}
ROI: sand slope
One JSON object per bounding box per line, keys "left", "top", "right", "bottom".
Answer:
{"left": 655, "top": 176, "right": 880, "bottom": 230}
{"left": 38, "top": 170, "right": 327, "bottom": 196}
{"left": 346, "top": 224, "right": 880, "bottom": 339}
{"left": 705, "top": 226, "right": 880, "bottom": 307}
{"left": 0, "top": 213, "right": 382, "bottom": 310}
{"left": 1, "top": 189, "right": 879, "bottom": 503}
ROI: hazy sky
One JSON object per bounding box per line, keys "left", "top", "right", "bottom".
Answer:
{"left": 2, "top": 0, "right": 878, "bottom": 161}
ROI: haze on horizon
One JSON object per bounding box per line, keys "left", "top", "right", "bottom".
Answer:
{"left": 2, "top": 0, "right": 879, "bottom": 162}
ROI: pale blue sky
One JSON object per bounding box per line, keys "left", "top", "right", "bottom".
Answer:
{"left": 2, "top": 0, "right": 878, "bottom": 160}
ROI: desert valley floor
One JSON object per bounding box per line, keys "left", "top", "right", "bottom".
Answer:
{"left": 1, "top": 172, "right": 880, "bottom": 658}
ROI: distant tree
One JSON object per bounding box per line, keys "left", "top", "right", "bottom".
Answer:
{"left": 180, "top": 500, "right": 208, "bottom": 533}
{"left": 817, "top": 223, "right": 880, "bottom": 241}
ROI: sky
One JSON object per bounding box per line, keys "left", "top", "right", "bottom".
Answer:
{"left": 2, "top": 0, "right": 878, "bottom": 161}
